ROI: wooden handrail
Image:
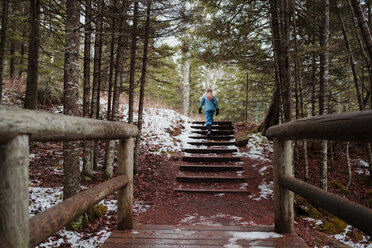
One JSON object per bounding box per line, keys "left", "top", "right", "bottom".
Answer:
{"left": 270, "top": 110, "right": 372, "bottom": 236}
{"left": 0, "top": 107, "right": 137, "bottom": 248}
{"left": 29, "top": 175, "right": 129, "bottom": 247}
{"left": 280, "top": 175, "right": 372, "bottom": 235}
{"left": 266, "top": 110, "right": 372, "bottom": 142}
{"left": 0, "top": 106, "right": 138, "bottom": 143}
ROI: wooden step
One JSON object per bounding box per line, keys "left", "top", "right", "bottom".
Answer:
{"left": 176, "top": 175, "right": 245, "bottom": 182}
{"left": 191, "top": 130, "right": 234, "bottom": 135}
{"left": 191, "top": 125, "right": 234, "bottom": 130}
{"left": 187, "top": 141, "right": 235, "bottom": 146}
{"left": 103, "top": 225, "right": 309, "bottom": 248}
{"left": 183, "top": 148, "right": 237, "bottom": 154}
{"left": 182, "top": 156, "right": 241, "bottom": 162}
{"left": 188, "top": 136, "right": 234, "bottom": 140}
{"left": 193, "top": 121, "right": 232, "bottom": 125}
{"left": 180, "top": 164, "right": 243, "bottom": 171}
{"left": 174, "top": 188, "right": 250, "bottom": 193}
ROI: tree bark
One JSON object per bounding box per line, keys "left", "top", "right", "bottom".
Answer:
{"left": 318, "top": 0, "right": 329, "bottom": 191}
{"left": 107, "top": 0, "right": 118, "bottom": 121}
{"left": 24, "top": 0, "right": 40, "bottom": 110}
{"left": 337, "top": 6, "right": 363, "bottom": 110}
{"left": 9, "top": 40, "right": 15, "bottom": 79}
{"left": 350, "top": 0, "right": 372, "bottom": 62}
{"left": 348, "top": 0, "right": 372, "bottom": 180}
{"left": 83, "top": 0, "right": 93, "bottom": 177}
{"left": 128, "top": 0, "right": 139, "bottom": 125}
{"left": 105, "top": 0, "right": 129, "bottom": 179}
{"left": 91, "top": 0, "right": 104, "bottom": 120}
{"left": 182, "top": 56, "right": 190, "bottom": 115}
{"left": 262, "top": 0, "right": 282, "bottom": 133}
{"left": 90, "top": 0, "right": 104, "bottom": 170}
{"left": 19, "top": 36, "right": 25, "bottom": 78}
{"left": 134, "top": 0, "right": 151, "bottom": 174}
{"left": 280, "top": 0, "right": 292, "bottom": 123}
{"left": 0, "top": 0, "right": 8, "bottom": 103}
{"left": 104, "top": 0, "right": 119, "bottom": 179}
{"left": 63, "top": 0, "right": 81, "bottom": 200}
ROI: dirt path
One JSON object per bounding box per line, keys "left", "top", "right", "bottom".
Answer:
{"left": 135, "top": 147, "right": 275, "bottom": 227}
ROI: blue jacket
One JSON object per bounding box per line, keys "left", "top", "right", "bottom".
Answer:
{"left": 199, "top": 95, "right": 219, "bottom": 112}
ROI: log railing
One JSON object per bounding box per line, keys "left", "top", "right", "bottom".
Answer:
{"left": 266, "top": 110, "right": 372, "bottom": 235}
{"left": 0, "top": 106, "right": 138, "bottom": 247}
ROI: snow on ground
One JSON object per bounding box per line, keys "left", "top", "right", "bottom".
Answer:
{"left": 356, "top": 159, "right": 371, "bottom": 175}
{"left": 250, "top": 181, "right": 273, "bottom": 201}
{"left": 116, "top": 103, "right": 194, "bottom": 155}
{"left": 224, "top": 231, "right": 283, "bottom": 248}
{"left": 303, "top": 217, "right": 372, "bottom": 248}
{"left": 333, "top": 226, "right": 372, "bottom": 248}
{"left": 179, "top": 213, "right": 257, "bottom": 227}
{"left": 245, "top": 133, "right": 272, "bottom": 162}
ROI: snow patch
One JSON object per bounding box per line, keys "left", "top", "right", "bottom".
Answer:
{"left": 253, "top": 181, "right": 273, "bottom": 200}
{"left": 246, "top": 133, "right": 272, "bottom": 162}
{"left": 333, "top": 225, "right": 372, "bottom": 248}
{"left": 224, "top": 231, "right": 282, "bottom": 248}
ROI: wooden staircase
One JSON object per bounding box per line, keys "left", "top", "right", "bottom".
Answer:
{"left": 174, "top": 121, "right": 250, "bottom": 194}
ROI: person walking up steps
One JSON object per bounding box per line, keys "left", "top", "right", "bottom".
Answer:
{"left": 199, "top": 88, "right": 219, "bottom": 136}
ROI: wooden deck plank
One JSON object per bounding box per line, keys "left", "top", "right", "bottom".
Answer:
{"left": 187, "top": 141, "right": 235, "bottom": 146}
{"left": 173, "top": 188, "right": 250, "bottom": 193}
{"left": 190, "top": 125, "right": 234, "bottom": 130}
{"left": 183, "top": 148, "right": 238, "bottom": 154}
{"left": 179, "top": 164, "right": 243, "bottom": 172}
{"left": 188, "top": 136, "right": 235, "bottom": 140}
{"left": 102, "top": 225, "right": 308, "bottom": 248}
{"left": 181, "top": 156, "right": 241, "bottom": 162}
{"left": 176, "top": 175, "right": 246, "bottom": 182}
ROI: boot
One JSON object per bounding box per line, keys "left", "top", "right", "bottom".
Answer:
{"left": 207, "top": 124, "right": 212, "bottom": 136}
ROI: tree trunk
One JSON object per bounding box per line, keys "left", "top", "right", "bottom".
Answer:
{"left": 24, "top": 0, "right": 40, "bottom": 110}
{"left": 9, "top": 40, "right": 15, "bottom": 79}
{"left": 104, "top": 0, "right": 119, "bottom": 179}
{"left": 63, "top": 0, "right": 80, "bottom": 200}
{"left": 91, "top": 0, "right": 104, "bottom": 120}
{"left": 182, "top": 56, "right": 190, "bottom": 115}
{"left": 128, "top": 0, "right": 139, "bottom": 125}
{"left": 105, "top": 0, "right": 130, "bottom": 178}
{"left": 111, "top": 1, "right": 128, "bottom": 121}
{"left": 319, "top": 0, "right": 329, "bottom": 190}
{"left": 134, "top": 0, "right": 151, "bottom": 174}
{"left": 107, "top": 0, "right": 118, "bottom": 121}
{"left": 291, "top": 0, "right": 301, "bottom": 167}
{"left": 350, "top": 0, "right": 372, "bottom": 62}
{"left": 279, "top": 0, "right": 292, "bottom": 123}
{"left": 348, "top": 0, "right": 372, "bottom": 180}
{"left": 90, "top": 0, "right": 104, "bottom": 170}
{"left": 346, "top": 142, "right": 352, "bottom": 188}
{"left": 83, "top": 0, "right": 93, "bottom": 177}
{"left": 337, "top": 6, "right": 363, "bottom": 110}
{"left": 19, "top": 37, "right": 25, "bottom": 78}
{"left": 0, "top": 0, "right": 8, "bottom": 103}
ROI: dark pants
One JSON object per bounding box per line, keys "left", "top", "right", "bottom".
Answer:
{"left": 205, "top": 110, "right": 215, "bottom": 126}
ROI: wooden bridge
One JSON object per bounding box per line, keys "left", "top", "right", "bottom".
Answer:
{"left": 0, "top": 105, "right": 372, "bottom": 247}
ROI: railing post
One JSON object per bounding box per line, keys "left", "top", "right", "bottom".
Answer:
{"left": 273, "top": 138, "right": 294, "bottom": 233}
{"left": 117, "top": 138, "right": 134, "bottom": 230}
{"left": 0, "top": 135, "right": 29, "bottom": 247}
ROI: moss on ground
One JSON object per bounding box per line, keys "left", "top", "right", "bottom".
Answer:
{"left": 295, "top": 195, "right": 348, "bottom": 235}
{"left": 331, "top": 179, "right": 349, "bottom": 195}
{"left": 67, "top": 204, "right": 108, "bottom": 231}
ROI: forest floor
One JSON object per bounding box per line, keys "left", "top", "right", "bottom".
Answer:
{"left": 3, "top": 85, "right": 372, "bottom": 248}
